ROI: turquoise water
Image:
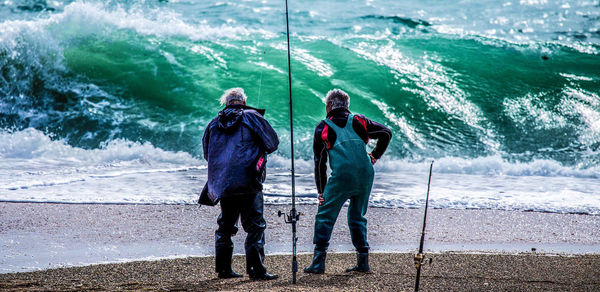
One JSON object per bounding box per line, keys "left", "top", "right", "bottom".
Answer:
{"left": 2, "top": 0, "right": 599, "bottom": 162}
{"left": 1, "top": 0, "right": 600, "bottom": 213}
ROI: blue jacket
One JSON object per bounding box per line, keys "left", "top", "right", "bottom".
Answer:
{"left": 201, "top": 105, "right": 279, "bottom": 204}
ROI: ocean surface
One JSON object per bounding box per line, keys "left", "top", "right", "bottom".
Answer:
{"left": 1, "top": 0, "right": 599, "bottom": 214}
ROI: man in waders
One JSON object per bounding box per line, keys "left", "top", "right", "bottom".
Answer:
{"left": 200, "top": 88, "right": 279, "bottom": 280}
{"left": 304, "top": 89, "right": 392, "bottom": 274}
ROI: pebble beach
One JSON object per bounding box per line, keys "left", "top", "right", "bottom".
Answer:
{"left": 1, "top": 251, "right": 599, "bottom": 291}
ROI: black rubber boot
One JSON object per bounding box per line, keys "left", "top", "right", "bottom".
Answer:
{"left": 345, "top": 252, "right": 370, "bottom": 272}
{"left": 249, "top": 272, "right": 279, "bottom": 281}
{"left": 304, "top": 250, "right": 327, "bottom": 274}
{"left": 218, "top": 270, "right": 243, "bottom": 279}
{"left": 215, "top": 246, "right": 242, "bottom": 279}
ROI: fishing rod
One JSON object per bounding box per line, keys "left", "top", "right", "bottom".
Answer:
{"left": 277, "top": 0, "right": 301, "bottom": 284}
{"left": 414, "top": 161, "right": 434, "bottom": 292}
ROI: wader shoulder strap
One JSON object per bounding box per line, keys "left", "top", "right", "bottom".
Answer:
{"left": 323, "top": 113, "right": 354, "bottom": 130}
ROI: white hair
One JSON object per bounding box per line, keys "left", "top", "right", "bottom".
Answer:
{"left": 219, "top": 88, "right": 247, "bottom": 106}
{"left": 325, "top": 89, "right": 349, "bottom": 110}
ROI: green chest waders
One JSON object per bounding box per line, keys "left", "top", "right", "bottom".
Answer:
{"left": 313, "top": 114, "right": 374, "bottom": 251}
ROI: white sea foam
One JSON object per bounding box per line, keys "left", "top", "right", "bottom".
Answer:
{"left": 370, "top": 98, "right": 424, "bottom": 149}
{"left": 271, "top": 42, "right": 334, "bottom": 77}
{"left": 0, "top": 128, "right": 199, "bottom": 164}
{"left": 558, "top": 87, "right": 600, "bottom": 147}
{"left": 0, "top": 129, "right": 204, "bottom": 203}
{"left": 374, "top": 155, "right": 600, "bottom": 178}
{"left": 251, "top": 61, "right": 285, "bottom": 74}
{"left": 0, "top": 130, "right": 599, "bottom": 214}
{"left": 241, "top": 152, "right": 600, "bottom": 180}
{"left": 0, "top": 1, "right": 272, "bottom": 48}
{"left": 265, "top": 162, "right": 600, "bottom": 215}
{"left": 560, "top": 73, "right": 595, "bottom": 82}
{"left": 504, "top": 93, "right": 568, "bottom": 130}
{"left": 264, "top": 154, "right": 600, "bottom": 215}
{"left": 57, "top": 2, "right": 273, "bottom": 40}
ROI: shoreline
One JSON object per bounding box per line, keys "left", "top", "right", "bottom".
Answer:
{"left": 2, "top": 200, "right": 600, "bottom": 216}
{"left": 1, "top": 202, "right": 600, "bottom": 274}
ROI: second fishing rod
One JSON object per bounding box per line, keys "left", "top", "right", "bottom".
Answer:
{"left": 414, "top": 161, "right": 434, "bottom": 292}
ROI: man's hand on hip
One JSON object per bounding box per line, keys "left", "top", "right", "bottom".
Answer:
{"left": 369, "top": 153, "right": 377, "bottom": 165}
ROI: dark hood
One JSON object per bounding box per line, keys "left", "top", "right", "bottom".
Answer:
{"left": 217, "top": 105, "right": 266, "bottom": 131}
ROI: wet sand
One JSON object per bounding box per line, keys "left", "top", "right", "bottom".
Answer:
{"left": 1, "top": 202, "right": 600, "bottom": 290}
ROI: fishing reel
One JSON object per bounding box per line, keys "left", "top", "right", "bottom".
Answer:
{"left": 278, "top": 208, "right": 303, "bottom": 279}
{"left": 413, "top": 252, "right": 433, "bottom": 269}
{"left": 278, "top": 209, "right": 302, "bottom": 223}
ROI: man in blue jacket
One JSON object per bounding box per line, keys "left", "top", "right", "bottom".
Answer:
{"left": 201, "top": 88, "right": 279, "bottom": 280}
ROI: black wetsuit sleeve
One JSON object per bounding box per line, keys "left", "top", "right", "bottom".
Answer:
{"left": 313, "top": 121, "right": 328, "bottom": 194}
{"left": 365, "top": 118, "right": 392, "bottom": 159}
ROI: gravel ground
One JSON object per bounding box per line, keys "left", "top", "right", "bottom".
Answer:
{"left": 1, "top": 252, "right": 599, "bottom": 291}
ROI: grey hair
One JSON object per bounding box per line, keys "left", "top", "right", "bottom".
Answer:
{"left": 219, "top": 88, "right": 247, "bottom": 106}
{"left": 325, "top": 89, "right": 349, "bottom": 110}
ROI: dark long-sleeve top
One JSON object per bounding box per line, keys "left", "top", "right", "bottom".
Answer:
{"left": 313, "top": 108, "right": 392, "bottom": 194}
